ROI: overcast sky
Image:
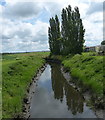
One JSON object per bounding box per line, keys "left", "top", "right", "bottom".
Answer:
{"left": 0, "top": 0, "right": 103, "bottom": 53}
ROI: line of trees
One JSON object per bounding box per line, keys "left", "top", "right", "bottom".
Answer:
{"left": 48, "top": 5, "right": 85, "bottom": 55}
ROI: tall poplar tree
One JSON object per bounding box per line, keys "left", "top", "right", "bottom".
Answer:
{"left": 55, "top": 15, "right": 61, "bottom": 54}
{"left": 48, "top": 15, "right": 61, "bottom": 55}
{"left": 48, "top": 5, "right": 85, "bottom": 55}
{"left": 61, "top": 8, "right": 69, "bottom": 55}
{"left": 61, "top": 5, "right": 85, "bottom": 55}
{"left": 73, "top": 7, "right": 85, "bottom": 54}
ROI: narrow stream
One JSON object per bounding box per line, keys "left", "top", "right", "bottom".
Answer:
{"left": 30, "top": 63, "right": 97, "bottom": 118}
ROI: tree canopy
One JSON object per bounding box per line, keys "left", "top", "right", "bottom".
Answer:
{"left": 48, "top": 5, "right": 85, "bottom": 55}
{"left": 101, "top": 40, "right": 105, "bottom": 45}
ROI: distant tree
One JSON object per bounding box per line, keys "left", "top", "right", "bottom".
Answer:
{"left": 73, "top": 7, "right": 85, "bottom": 54}
{"left": 61, "top": 5, "right": 85, "bottom": 55}
{"left": 55, "top": 15, "right": 61, "bottom": 54}
{"left": 48, "top": 15, "right": 61, "bottom": 55}
{"left": 101, "top": 40, "right": 105, "bottom": 45}
{"left": 48, "top": 5, "right": 85, "bottom": 55}
{"left": 61, "top": 8, "right": 68, "bottom": 55}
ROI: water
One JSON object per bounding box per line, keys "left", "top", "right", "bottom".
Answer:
{"left": 30, "top": 63, "right": 97, "bottom": 118}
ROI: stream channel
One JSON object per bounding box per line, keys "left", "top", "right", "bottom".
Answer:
{"left": 29, "top": 63, "right": 97, "bottom": 118}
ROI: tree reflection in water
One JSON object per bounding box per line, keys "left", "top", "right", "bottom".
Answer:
{"left": 50, "top": 63, "right": 84, "bottom": 115}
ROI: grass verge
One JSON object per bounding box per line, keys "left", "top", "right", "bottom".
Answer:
{"left": 2, "top": 52, "right": 49, "bottom": 118}
{"left": 50, "top": 52, "right": 104, "bottom": 107}
{"left": 62, "top": 52, "right": 103, "bottom": 98}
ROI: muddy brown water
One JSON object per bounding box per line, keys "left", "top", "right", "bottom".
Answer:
{"left": 29, "top": 63, "right": 97, "bottom": 118}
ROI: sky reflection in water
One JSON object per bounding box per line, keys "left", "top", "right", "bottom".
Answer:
{"left": 30, "top": 63, "right": 96, "bottom": 118}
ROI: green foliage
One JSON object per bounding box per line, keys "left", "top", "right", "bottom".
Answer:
{"left": 48, "top": 5, "right": 85, "bottom": 55}
{"left": 101, "top": 40, "right": 105, "bottom": 45}
{"left": 2, "top": 52, "right": 49, "bottom": 118}
{"left": 62, "top": 53, "right": 103, "bottom": 97}
{"left": 61, "top": 6, "right": 85, "bottom": 55}
{"left": 48, "top": 15, "right": 61, "bottom": 55}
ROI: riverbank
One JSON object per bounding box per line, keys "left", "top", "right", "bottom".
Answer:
{"left": 2, "top": 52, "right": 49, "bottom": 118}
{"left": 49, "top": 52, "right": 104, "bottom": 109}
{"left": 1, "top": 52, "right": 104, "bottom": 118}
{"left": 29, "top": 63, "right": 98, "bottom": 118}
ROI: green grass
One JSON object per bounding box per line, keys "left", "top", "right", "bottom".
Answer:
{"left": 1, "top": 52, "right": 49, "bottom": 118}
{"left": 62, "top": 52, "right": 103, "bottom": 97}
{"left": 1, "top": 51, "right": 104, "bottom": 117}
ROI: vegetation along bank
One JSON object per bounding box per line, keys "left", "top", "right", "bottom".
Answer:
{"left": 48, "top": 4, "right": 104, "bottom": 110}
{"left": 50, "top": 52, "right": 104, "bottom": 109}
{"left": 2, "top": 52, "right": 49, "bottom": 118}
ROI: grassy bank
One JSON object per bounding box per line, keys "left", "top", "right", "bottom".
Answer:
{"left": 2, "top": 52, "right": 49, "bottom": 118}
{"left": 50, "top": 52, "right": 103, "bottom": 103}
{"left": 62, "top": 53, "right": 103, "bottom": 98}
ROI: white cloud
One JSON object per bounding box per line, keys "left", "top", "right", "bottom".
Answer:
{"left": 1, "top": 18, "right": 49, "bottom": 52}
{"left": 86, "top": 2, "right": 103, "bottom": 15}
{"left": 2, "top": 2, "right": 42, "bottom": 20}
{"left": 83, "top": 3, "right": 103, "bottom": 46}
{"left": 0, "top": 0, "right": 103, "bottom": 52}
